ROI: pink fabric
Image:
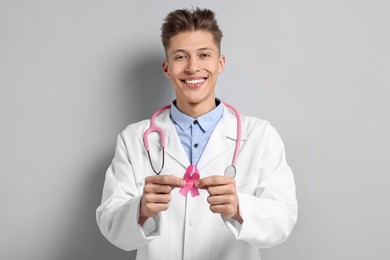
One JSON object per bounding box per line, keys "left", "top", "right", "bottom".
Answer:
{"left": 179, "top": 165, "right": 200, "bottom": 197}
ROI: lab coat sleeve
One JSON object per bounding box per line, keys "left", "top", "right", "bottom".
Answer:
{"left": 96, "top": 132, "right": 162, "bottom": 251}
{"left": 223, "top": 125, "right": 298, "bottom": 248}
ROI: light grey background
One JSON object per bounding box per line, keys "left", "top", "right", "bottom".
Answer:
{"left": 1, "top": 0, "right": 389, "bottom": 259}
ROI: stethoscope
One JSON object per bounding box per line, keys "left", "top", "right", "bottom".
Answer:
{"left": 143, "top": 102, "right": 241, "bottom": 178}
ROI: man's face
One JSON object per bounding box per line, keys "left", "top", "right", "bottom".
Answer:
{"left": 162, "top": 30, "right": 225, "bottom": 114}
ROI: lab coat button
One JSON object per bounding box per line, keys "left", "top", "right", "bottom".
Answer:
{"left": 189, "top": 221, "right": 194, "bottom": 226}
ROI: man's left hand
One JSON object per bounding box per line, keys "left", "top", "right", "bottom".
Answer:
{"left": 196, "top": 176, "right": 243, "bottom": 224}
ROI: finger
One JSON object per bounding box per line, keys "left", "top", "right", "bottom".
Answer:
{"left": 209, "top": 204, "right": 236, "bottom": 218}
{"left": 207, "top": 184, "right": 236, "bottom": 196}
{"left": 143, "top": 193, "right": 171, "bottom": 204}
{"left": 141, "top": 201, "right": 170, "bottom": 217}
{"left": 144, "top": 183, "right": 173, "bottom": 194}
{"left": 207, "top": 194, "right": 235, "bottom": 205}
{"left": 146, "top": 175, "right": 186, "bottom": 187}
{"left": 196, "top": 175, "right": 234, "bottom": 188}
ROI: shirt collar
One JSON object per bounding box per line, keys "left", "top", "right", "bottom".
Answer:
{"left": 170, "top": 99, "right": 224, "bottom": 132}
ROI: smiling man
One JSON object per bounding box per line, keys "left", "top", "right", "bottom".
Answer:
{"left": 97, "top": 8, "right": 298, "bottom": 260}
{"left": 162, "top": 30, "right": 225, "bottom": 118}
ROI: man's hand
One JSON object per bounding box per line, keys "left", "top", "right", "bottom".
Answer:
{"left": 196, "top": 176, "right": 243, "bottom": 224}
{"left": 139, "top": 175, "right": 185, "bottom": 225}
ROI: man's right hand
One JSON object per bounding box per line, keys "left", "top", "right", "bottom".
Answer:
{"left": 139, "top": 175, "right": 185, "bottom": 225}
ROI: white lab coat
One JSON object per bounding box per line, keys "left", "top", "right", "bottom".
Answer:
{"left": 96, "top": 105, "right": 298, "bottom": 260}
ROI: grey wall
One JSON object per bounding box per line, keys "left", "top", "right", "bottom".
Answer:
{"left": 1, "top": 0, "right": 389, "bottom": 259}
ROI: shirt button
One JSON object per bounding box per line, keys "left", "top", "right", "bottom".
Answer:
{"left": 194, "top": 143, "right": 199, "bottom": 148}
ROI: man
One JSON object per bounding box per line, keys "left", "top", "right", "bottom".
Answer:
{"left": 97, "top": 7, "right": 297, "bottom": 260}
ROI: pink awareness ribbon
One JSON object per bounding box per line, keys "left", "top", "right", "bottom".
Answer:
{"left": 179, "top": 165, "right": 200, "bottom": 197}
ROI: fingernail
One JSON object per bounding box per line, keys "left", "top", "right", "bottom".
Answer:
{"left": 195, "top": 181, "right": 200, "bottom": 187}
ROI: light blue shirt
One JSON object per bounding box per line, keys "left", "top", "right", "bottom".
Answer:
{"left": 170, "top": 100, "right": 224, "bottom": 165}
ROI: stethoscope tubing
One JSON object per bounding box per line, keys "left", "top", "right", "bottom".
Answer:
{"left": 223, "top": 102, "right": 241, "bottom": 168}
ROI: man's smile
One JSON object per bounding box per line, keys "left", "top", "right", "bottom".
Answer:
{"left": 180, "top": 76, "right": 208, "bottom": 87}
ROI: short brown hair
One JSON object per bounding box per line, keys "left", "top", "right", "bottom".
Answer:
{"left": 161, "top": 7, "right": 223, "bottom": 52}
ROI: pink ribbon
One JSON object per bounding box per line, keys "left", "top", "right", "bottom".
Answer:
{"left": 179, "top": 165, "right": 200, "bottom": 197}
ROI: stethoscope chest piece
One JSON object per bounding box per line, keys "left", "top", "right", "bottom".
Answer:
{"left": 224, "top": 165, "right": 236, "bottom": 178}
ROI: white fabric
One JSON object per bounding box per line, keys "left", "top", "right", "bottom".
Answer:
{"left": 96, "top": 105, "right": 298, "bottom": 260}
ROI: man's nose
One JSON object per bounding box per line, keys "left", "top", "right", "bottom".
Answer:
{"left": 185, "top": 57, "right": 200, "bottom": 73}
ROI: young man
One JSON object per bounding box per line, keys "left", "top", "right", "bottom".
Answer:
{"left": 97, "top": 8, "right": 297, "bottom": 260}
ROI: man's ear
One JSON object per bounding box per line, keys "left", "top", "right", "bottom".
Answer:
{"left": 218, "top": 55, "right": 226, "bottom": 74}
{"left": 162, "top": 60, "right": 169, "bottom": 78}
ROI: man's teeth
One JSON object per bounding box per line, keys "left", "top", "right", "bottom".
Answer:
{"left": 185, "top": 79, "right": 205, "bottom": 84}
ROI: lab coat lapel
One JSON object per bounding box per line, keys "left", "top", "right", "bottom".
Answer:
{"left": 197, "top": 105, "right": 242, "bottom": 171}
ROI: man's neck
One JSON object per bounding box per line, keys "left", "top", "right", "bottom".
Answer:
{"left": 175, "top": 99, "right": 217, "bottom": 118}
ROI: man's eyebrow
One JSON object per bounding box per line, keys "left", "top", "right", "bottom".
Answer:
{"left": 172, "top": 49, "right": 187, "bottom": 54}
{"left": 198, "top": 47, "right": 216, "bottom": 52}
{"left": 171, "top": 47, "right": 216, "bottom": 54}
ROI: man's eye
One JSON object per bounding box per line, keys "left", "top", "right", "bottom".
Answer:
{"left": 200, "top": 53, "right": 211, "bottom": 58}
{"left": 175, "top": 55, "right": 186, "bottom": 60}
